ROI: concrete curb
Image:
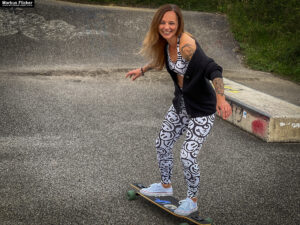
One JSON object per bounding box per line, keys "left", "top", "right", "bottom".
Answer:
{"left": 222, "top": 78, "right": 300, "bottom": 142}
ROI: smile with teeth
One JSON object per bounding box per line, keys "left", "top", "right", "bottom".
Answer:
{"left": 162, "top": 30, "right": 172, "bottom": 35}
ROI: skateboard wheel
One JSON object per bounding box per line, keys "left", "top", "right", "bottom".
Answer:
{"left": 127, "top": 190, "right": 137, "bottom": 200}
{"left": 205, "top": 217, "right": 213, "bottom": 224}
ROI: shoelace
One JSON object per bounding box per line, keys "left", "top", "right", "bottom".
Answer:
{"left": 150, "top": 183, "right": 160, "bottom": 188}
{"left": 178, "top": 199, "right": 194, "bottom": 208}
{"left": 178, "top": 200, "right": 184, "bottom": 205}
{"left": 178, "top": 199, "right": 188, "bottom": 206}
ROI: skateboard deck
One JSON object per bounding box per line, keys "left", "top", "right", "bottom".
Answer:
{"left": 128, "top": 183, "right": 212, "bottom": 225}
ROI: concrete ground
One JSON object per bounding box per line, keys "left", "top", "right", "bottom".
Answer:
{"left": 0, "top": 1, "right": 299, "bottom": 225}
{"left": 0, "top": 72, "right": 299, "bottom": 225}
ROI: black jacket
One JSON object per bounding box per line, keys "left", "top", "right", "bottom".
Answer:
{"left": 165, "top": 40, "right": 223, "bottom": 118}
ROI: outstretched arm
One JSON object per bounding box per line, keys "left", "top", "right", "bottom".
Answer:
{"left": 125, "top": 64, "right": 153, "bottom": 81}
{"left": 212, "top": 77, "right": 232, "bottom": 119}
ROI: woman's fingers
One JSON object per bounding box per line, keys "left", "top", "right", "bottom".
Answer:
{"left": 126, "top": 69, "right": 142, "bottom": 81}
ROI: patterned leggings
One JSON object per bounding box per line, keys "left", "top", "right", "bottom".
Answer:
{"left": 155, "top": 101, "right": 215, "bottom": 198}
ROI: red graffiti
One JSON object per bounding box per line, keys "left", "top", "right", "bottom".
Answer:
{"left": 252, "top": 120, "right": 267, "bottom": 137}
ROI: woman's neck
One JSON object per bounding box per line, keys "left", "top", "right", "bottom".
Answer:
{"left": 167, "top": 35, "right": 178, "bottom": 48}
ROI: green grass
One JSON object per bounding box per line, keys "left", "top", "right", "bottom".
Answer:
{"left": 222, "top": 0, "right": 300, "bottom": 83}
{"left": 63, "top": 0, "right": 300, "bottom": 83}
{"left": 86, "top": 0, "right": 218, "bottom": 11}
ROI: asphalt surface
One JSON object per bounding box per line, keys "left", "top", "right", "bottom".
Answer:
{"left": 1, "top": 0, "right": 299, "bottom": 105}
{"left": 0, "top": 72, "right": 299, "bottom": 225}
{"left": 0, "top": 1, "right": 299, "bottom": 225}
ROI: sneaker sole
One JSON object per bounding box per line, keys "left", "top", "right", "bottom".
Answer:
{"left": 140, "top": 190, "right": 173, "bottom": 197}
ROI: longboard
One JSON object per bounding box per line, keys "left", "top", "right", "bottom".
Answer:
{"left": 128, "top": 183, "right": 212, "bottom": 225}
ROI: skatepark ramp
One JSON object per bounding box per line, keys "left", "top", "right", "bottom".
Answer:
{"left": 0, "top": 0, "right": 299, "bottom": 142}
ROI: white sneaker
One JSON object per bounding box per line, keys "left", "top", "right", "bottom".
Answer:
{"left": 140, "top": 183, "right": 173, "bottom": 197}
{"left": 174, "top": 198, "right": 198, "bottom": 216}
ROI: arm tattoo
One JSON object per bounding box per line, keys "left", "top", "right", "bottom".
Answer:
{"left": 181, "top": 44, "right": 195, "bottom": 61}
{"left": 212, "top": 78, "right": 225, "bottom": 96}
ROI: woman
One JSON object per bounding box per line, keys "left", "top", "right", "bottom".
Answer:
{"left": 126, "top": 4, "right": 232, "bottom": 216}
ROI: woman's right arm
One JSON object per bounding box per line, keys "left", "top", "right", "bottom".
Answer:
{"left": 125, "top": 64, "right": 153, "bottom": 81}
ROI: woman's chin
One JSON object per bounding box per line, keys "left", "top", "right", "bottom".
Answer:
{"left": 161, "top": 33, "right": 175, "bottom": 41}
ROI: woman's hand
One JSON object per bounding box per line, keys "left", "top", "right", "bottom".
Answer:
{"left": 125, "top": 68, "right": 143, "bottom": 81}
{"left": 212, "top": 77, "right": 232, "bottom": 119}
{"left": 216, "top": 97, "right": 232, "bottom": 120}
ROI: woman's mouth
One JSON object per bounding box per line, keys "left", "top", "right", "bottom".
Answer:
{"left": 162, "top": 30, "right": 172, "bottom": 35}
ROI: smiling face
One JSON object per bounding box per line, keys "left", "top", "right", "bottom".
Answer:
{"left": 158, "top": 11, "right": 178, "bottom": 42}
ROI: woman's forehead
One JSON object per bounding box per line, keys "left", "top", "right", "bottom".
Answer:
{"left": 161, "top": 11, "right": 177, "bottom": 21}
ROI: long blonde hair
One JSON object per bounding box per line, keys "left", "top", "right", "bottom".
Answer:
{"left": 140, "top": 4, "right": 184, "bottom": 70}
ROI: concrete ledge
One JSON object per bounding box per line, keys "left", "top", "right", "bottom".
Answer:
{"left": 223, "top": 78, "right": 300, "bottom": 142}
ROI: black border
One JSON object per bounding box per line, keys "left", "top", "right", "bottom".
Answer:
{"left": 1, "top": 0, "right": 35, "bottom": 7}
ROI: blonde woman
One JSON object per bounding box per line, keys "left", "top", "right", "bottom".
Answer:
{"left": 126, "top": 4, "right": 232, "bottom": 216}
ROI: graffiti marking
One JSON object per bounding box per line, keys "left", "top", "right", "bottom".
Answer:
{"left": 224, "top": 85, "right": 243, "bottom": 93}
{"left": 0, "top": 9, "right": 109, "bottom": 41}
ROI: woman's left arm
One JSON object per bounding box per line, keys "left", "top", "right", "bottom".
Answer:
{"left": 212, "top": 77, "right": 232, "bottom": 119}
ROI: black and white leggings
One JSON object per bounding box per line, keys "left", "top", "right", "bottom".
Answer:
{"left": 155, "top": 100, "right": 215, "bottom": 198}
